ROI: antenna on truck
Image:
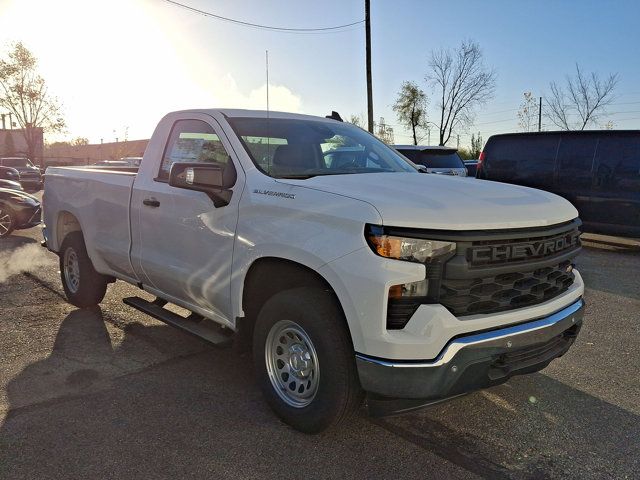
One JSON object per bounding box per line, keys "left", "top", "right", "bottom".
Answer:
{"left": 266, "top": 50, "right": 271, "bottom": 174}
{"left": 266, "top": 50, "right": 270, "bottom": 114}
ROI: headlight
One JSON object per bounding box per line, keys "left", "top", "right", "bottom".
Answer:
{"left": 366, "top": 225, "right": 457, "bottom": 330}
{"left": 366, "top": 225, "right": 456, "bottom": 263}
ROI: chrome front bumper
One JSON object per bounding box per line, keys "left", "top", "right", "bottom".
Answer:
{"left": 356, "top": 298, "right": 584, "bottom": 408}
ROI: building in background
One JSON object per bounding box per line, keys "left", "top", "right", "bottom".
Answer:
{"left": 0, "top": 128, "right": 44, "bottom": 163}
{"left": 44, "top": 139, "right": 149, "bottom": 167}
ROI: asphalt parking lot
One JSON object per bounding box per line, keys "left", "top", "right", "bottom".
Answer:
{"left": 1, "top": 226, "right": 638, "bottom": 479}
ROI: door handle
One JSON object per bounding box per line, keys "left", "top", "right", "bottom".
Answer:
{"left": 143, "top": 198, "right": 160, "bottom": 208}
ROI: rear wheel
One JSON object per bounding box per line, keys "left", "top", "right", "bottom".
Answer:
{"left": 0, "top": 206, "right": 15, "bottom": 238}
{"left": 59, "top": 231, "right": 109, "bottom": 308}
{"left": 253, "top": 287, "right": 363, "bottom": 433}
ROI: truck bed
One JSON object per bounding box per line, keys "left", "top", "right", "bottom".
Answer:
{"left": 44, "top": 166, "right": 138, "bottom": 281}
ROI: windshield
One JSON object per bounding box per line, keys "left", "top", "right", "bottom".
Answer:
{"left": 398, "top": 150, "right": 464, "bottom": 169}
{"left": 1, "top": 158, "right": 33, "bottom": 168}
{"left": 227, "top": 117, "right": 417, "bottom": 178}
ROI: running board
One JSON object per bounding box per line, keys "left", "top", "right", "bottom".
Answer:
{"left": 123, "top": 296, "right": 233, "bottom": 348}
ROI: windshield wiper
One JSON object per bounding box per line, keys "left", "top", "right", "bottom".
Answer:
{"left": 275, "top": 174, "right": 319, "bottom": 179}
{"left": 275, "top": 168, "right": 397, "bottom": 180}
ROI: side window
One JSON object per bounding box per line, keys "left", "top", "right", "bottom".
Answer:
{"left": 158, "top": 119, "right": 230, "bottom": 181}
{"left": 594, "top": 134, "right": 640, "bottom": 192}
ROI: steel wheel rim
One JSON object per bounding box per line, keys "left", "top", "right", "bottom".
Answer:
{"left": 63, "top": 248, "right": 80, "bottom": 293}
{"left": 0, "top": 209, "right": 11, "bottom": 236}
{"left": 265, "top": 320, "right": 320, "bottom": 408}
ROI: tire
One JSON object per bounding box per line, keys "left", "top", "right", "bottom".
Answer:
{"left": 0, "top": 205, "right": 15, "bottom": 238}
{"left": 59, "top": 231, "right": 109, "bottom": 308}
{"left": 253, "top": 287, "right": 363, "bottom": 433}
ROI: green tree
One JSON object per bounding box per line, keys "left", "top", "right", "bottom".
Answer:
{"left": 470, "top": 132, "right": 483, "bottom": 158}
{"left": 457, "top": 147, "right": 473, "bottom": 160}
{"left": 71, "top": 137, "right": 89, "bottom": 146}
{"left": 0, "top": 42, "right": 65, "bottom": 162}
{"left": 47, "top": 140, "right": 71, "bottom": 148}
{"left": 392, "top": 81, "right": 427, "bottom": 145}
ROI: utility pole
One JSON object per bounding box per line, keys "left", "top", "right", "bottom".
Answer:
{"left": 1, "top": 114, "right": 5, "bottom": 130}
{"left": 538, "top": 97, "right": 542, "bottom": 132}
{"left": 365, "top": 0, "right": 373, "bottom": 133}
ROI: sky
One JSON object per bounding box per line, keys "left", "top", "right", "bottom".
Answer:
{"left": 1, "top": 0, "right": 640, "bottom": 148}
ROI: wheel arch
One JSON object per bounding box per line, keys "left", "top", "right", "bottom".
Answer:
{"left": 55, "top": 210, "right": 82, "bottom": 251}
{"left": 237, "top": 257, "right": 358, "bottom": 351}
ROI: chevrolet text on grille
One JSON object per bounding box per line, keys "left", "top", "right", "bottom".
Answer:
{"left": 470, "top": 232, "right": 580, "bottom": 263}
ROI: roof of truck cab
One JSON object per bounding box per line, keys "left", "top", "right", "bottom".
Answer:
{"left": 168, "top": 108, "right": 340, "bottom": 123}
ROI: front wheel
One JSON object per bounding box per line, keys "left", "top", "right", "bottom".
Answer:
{"left": 253, "top": 287, "right": 363, "bottom": 433}
{"left": 59, "top": 231, "right": 109, "bottom": 308}
{"left": 0, "top": 206, "right": 15, "bottom": 238}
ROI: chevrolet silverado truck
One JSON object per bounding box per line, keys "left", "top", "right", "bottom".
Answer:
{"left": 42, "top": 109, "right": 585, "bottom": 433}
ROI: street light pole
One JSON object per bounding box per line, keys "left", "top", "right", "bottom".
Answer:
{"left": 538, "top": 97, "right": 542, "bottom": 132}
{"left": 365, "top": 0, "right": 373, "bottom": 133}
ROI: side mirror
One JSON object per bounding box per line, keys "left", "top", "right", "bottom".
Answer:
{"left": 169, "top": 162, "right": 236, "bottom": 207}
{"left": 417, "top": 165, "right": 428, "bottom": 173}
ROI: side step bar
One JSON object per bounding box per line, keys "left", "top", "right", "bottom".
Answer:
{"left": 123, "top": 296, "right": 233, "bottom": 348}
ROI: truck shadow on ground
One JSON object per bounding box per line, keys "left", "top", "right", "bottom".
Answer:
{"left": 1, "top": 307, "right": 638, "bottom": 479}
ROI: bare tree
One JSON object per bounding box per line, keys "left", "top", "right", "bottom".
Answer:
{"left": 347, "top": 114, "right": 364, "bottom": 128}
{"left": 0, "top": 42, "right": 65, "bottom": 163}
{"left": 427, "top": 40, "right": 496, "bottom": 146}
{"left": 393, "top": 81, "right": 428, "bottom": 145}
{"left": 545, "top": 64, "right": 618, "bottom": 130}
{"left": 517, "top": 92, "right": 538, "bottom": 132}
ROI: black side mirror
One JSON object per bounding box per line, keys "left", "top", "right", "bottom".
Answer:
{"left": 169, "top": 162, "right": 236, "bottom": 207}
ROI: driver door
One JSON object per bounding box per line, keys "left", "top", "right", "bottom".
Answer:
{"left": 130, "top": 114, "right": 242, "bottom": 324}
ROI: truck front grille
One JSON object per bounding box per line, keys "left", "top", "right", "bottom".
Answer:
{"left": 439, "top": 260, "right": 575, "bottom": 316}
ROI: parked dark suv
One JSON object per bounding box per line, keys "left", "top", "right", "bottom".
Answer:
{"left": 477, "top": 131, "right": 640, "bottom": 236}
{"left": 393, "top": 145, "right": 468, "bottom": 176}
{"left": 0, "top": 157, "right": 43, "bottom": 191}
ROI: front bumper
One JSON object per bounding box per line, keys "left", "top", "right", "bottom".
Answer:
{"left": 356, "top": 298, "right": 584, "bottom": 406}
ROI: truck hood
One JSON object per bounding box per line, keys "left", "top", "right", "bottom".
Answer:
{"left": 280, "top": 172, "right": 578, "bottom": 230}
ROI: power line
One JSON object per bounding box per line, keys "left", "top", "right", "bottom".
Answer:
{"left": 162, "top": 0, "right": 365, "bottom": 33}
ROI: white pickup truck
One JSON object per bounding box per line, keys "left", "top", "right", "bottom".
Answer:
{"left": 43, "top": 109, "right": 585, "bottom": 433}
